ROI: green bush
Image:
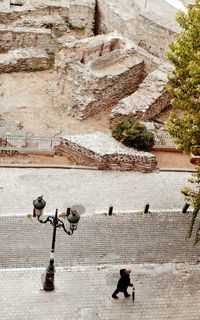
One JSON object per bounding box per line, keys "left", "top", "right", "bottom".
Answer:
{"left": 112, "top": 117, "right": 155, "bottom": 151}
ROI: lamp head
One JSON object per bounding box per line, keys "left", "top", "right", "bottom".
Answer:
{"left": 33, "top": 196, "right": 46, "bottom": 217}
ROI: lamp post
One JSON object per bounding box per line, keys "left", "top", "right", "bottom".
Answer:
{"left": 33, "top": 196, "right": 80, "bottom": 291}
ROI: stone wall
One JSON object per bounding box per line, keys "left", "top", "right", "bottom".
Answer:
{"left": 96, "top": 0, "right": 178, "bottom": 59}
{"left": 110, "top": 63, "right": 172, "bottom": 126}
{"left": 0, "top": 0, "right": 95, "bottom": 38}
{"left": 10, "top": 14, "right": 69, "bottom": 32}
{"left": 55, "top": 132, "right": 157, "bottom": 172}
{"left": 56, "top": 33, "right": 146, "bottom": 119}
{"left": 70, "top": 57, "right": 145, "bottom": 119}
{"left": 0, "top": 48, "right": 50, "bottom": 73}
{"left": 0, "top": 25, "right": 58, "bottom": 53}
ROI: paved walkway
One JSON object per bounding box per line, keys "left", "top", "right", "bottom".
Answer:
{"left": 0, "top": 264, "right": 199, "bottom": 320}
{"left": 1, "top": 168, "right": 199, "bottom": 320}
{"left": 0, "top": 168, "right": 192, "bottom": 215}
{"left": 1, "top": 213, "right": 199, "bottom": 269}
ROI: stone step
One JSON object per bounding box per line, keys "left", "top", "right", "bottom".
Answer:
{"left": 0, "top": 24, "right": 59, "bottom": 53}
{"left": 11, "top": 13, "right": 69, "bottom": 33}
{"left": 0, "top": 47, "right": 50, "bottom": 73}
{"left": 109, "top": 64, "right": 172, "bottom": 125}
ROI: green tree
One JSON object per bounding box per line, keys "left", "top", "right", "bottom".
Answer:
{"left": 166, "top": 0, "right": 200, "bottom": 153}
{"left": 166, "top": 1, "right": 200, "bottom": 243}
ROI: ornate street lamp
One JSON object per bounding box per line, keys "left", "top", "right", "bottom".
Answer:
{"left": 33, "top": 196, "right": 81, "bottom": 291}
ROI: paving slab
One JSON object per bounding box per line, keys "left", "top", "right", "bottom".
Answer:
{"left": 0, "top": 213, "right": 199, "bottom": 269}
{"left": 0, "top": 264, "right": 199, "bottom": 320}
{"left": 0, "top": 168, "right": 192, "bottom": 215}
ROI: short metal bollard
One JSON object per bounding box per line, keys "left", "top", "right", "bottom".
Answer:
{"left": 182, "top": 203, "right": 190, "bottom": 214}
{"left": 144, "top": 203, "right": 150, "bottom": 214}
{"left": 108, "top": 206, "right": 113, "bottom": 216}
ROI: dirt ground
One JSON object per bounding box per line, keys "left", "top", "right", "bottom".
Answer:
{"left": 152, "top": 151, "right": 194, "bottom": 170}
{"left": 0, "top": 71, "right": 193, "bottom": 170}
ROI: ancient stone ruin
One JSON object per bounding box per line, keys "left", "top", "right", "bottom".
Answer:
{"left": 55, "top": 132, "right": 157, "bottom": 172}
{"left": 55, "top": 32, "right": 147, "bottom": 119}
{"left": 0, "top": 0, "right": 178, "bottom": 171}
{"left": 109, "top": 63, "right": 172, "bottom": 126}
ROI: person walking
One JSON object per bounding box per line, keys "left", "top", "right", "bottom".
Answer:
{"left": 112, "top": 268, "right": 134, "bottom": 299}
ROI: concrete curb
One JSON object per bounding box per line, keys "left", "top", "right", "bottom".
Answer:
{"left": 0, "top": 209, "right": 192, "bottom": 218}
{"left": 0, "top": 164, "right": 195, "bottom": 172}
{"left": 0, "top": 164, "right": 99, "bottom": 170}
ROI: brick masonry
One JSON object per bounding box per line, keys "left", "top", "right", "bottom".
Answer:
{"left": 110, "top": 63, "right": 172, "bottom": 125}
{"left": 56, "top": 33, "right": 146, "bottom": 119}
{"left": 0, "top": 47, "right": 50, "bottom": 73}
{"left": 97, "top": 0, "right": 178, "bottom": 59}
{"left": 55, "top": 132, "right": 157, "bottom": 172}
{"left": 0, "top": 25, "right": 59, "bottom": 53}
{"left": 0, "top": 0, "right": 95, "bottom": 37}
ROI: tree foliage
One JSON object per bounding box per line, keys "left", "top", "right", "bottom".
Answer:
{"left": 182, "top": 165, "right": 200, "bottom": 244}
{"left": 166, "top": 1, "right": 200, "bottom": 244}
{"left": 111, "top": 117, "right": 155, "bottom": 151}
{"left": 166, "top": 0, "right": 200, "bottom": 153}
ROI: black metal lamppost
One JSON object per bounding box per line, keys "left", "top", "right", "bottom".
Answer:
{"left": 33, "top": 196, "right": 80, "bottom": 292}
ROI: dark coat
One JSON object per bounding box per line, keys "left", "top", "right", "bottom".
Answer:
{"left": 117, "top": 269, "right": 133, "bottom": 292}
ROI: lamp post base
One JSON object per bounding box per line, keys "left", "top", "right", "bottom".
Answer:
{"left": 43, "top": 260, "right": 55, "bottom": 291}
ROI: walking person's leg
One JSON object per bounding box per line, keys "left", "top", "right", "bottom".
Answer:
{"left": 112, "top": 288, "right": 120, "bottom": 299}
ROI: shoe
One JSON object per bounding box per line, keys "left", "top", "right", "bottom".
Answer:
{"left": 124, "top": 294, "right": 130, "bottom": 298}
{"left": 112, "top": 295, "right": 119, "bottom": 299}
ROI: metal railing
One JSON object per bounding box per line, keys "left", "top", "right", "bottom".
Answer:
{"left": 0, "top": 132, "right": 175, "bottom": 154}
{"left": 0, "top": 135, "right": 60, "bottom": 152}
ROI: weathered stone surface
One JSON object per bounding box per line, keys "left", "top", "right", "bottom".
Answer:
{"left": 0, "top": 25, "right": 59, "bottom": 53}
{"left": 97, "top": 0, "right": 178, "bottom": 58}
{"left": 0, "top": 0, "right": 9, "bottom": 11}
{"left": 11, "top": 14, "right": 70, "bottom": 32}
{"left": 55, "top": 132, "right": 157, "bottom": 172}
{"left": 110, "top": 63, "right": 172, "bottom": 125}
{"left": 0, "top": 48, "right": 50, "bottom": 73}
{"left": 10, "top": 0, "right": 23, "bottom": 5}
{"left": 0, "top": 0, "right": 95, "bottom": 38}
{"left": 56, "top": 33, "right": 146, "bottom": 119}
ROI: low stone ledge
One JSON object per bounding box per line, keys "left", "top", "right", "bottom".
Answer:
{"left": 11, "top": 14, "right": 70, "bottom": 32}
{"left": 55, "top": 132, "right": 157, "bottom": 172}
{"left": 110, "top": 64, "right": 172, "bottom": 126}
{"left": 0, "top": 25, "right": 58, "bottom": 53}
{"left": 0, "top": 47, "right": 50, "bottom": 73}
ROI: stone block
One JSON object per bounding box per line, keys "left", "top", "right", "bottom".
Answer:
{"left": 55, "top": 132, "right": 157, "bottom": 172}
{"left": 97, "top": 0, "right": 178, "bottom": 59}
{"left": 110, "top": 64, "right": 172, "bottom": 126}
{"left": 0, "top": 48, "right": 50, "bottom": 73}
{"left": 0, "top": 25, "right": 59, "bottom": 53}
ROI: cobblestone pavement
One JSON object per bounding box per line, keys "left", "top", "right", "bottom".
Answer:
{"left": 0, "top": 168, "right": 192, "bottom": 215}
{"left": 1, "top": 213, "right": 199, "bottom": 269}
{"left": 0, "top": 264, "right": 199, "bottom": 320}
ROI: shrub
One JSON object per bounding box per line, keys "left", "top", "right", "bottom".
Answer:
{"left": 112, "top": 117, "right": 155, "bottom": 151}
